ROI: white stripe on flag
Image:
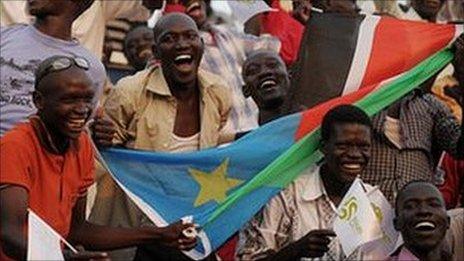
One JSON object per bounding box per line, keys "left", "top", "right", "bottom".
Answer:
{"left": 453, "top": 24, "right": 464, "bottom": 43}
{"left": 343, "top": 15, "right": 381, "bottom": 95}
{"left": 94, "top": 145, "right": 212, "bottom": 261}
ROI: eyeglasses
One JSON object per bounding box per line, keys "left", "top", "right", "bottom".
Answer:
{"left": 35, "top": 56, "right": 90, "bottom": 86}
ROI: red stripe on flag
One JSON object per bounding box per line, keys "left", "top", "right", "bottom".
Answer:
{"left": 295, "top": 82, "right": 381, "bottom": 140}
{"left": 360, "top": 17, "right": 455, "bottom": 89}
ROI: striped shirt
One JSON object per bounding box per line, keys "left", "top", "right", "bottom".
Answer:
{"left": 199, "top": 25, "right": 280, "bottom": 132}
{"left": 362, "top": 90, "right": 463, "bottom": 204}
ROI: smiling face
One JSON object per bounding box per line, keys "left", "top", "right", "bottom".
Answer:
{"left": 34, "top": 67, "right": 96, "bottom": 141}
{"left": 322, "top": 123, "right": 371, "bottom": 184}
{"left": 394, "top": 182, "right": 450, "bottom": 253}
{"left": 154, "top": 14, "right": 203, "bottom": 86}
{"left": 124, "top": 26, "right": 155, "bottom": 71}
{"left": 243, "top": 52, "right": 290, "bottom": 110}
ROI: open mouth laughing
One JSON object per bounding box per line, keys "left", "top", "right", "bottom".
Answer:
{"left": 174, "top": 54, "right": 194, "bottom": 73}
{"left": 66, "top": 118, "right": 87, "bottom": 134}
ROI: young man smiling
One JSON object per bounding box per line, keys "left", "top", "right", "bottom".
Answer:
{"left": 0, "top": 56, "right": 197, "bottom": 260}
{"left": 242, "top": 50, "right": 291, "bottom": 125}
{"left": 92, "top": 13, "right": 231, "bottom": 259}
{"left": 237, "top": 105, "right": 379, "bottom": 260}
{"left": 391, "top": 181, "right": 451, "bottom": 261}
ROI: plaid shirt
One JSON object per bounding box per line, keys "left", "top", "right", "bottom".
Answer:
{"left": 362, "top": 90, "right": 463, "bottom": 204}
{"left": 199, "top": 25, "right": 280, "bottom": 132}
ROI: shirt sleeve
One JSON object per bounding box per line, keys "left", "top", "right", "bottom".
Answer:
{"left": 0, "top": 137, "right": 32, "bottom": 191}
{"left": 428, "top": 94, "right": 463, "bottom": 158}
{"left": 103, "top": 78, "right": 138, "bottom": 146}
{"left": 236, "top": 190, "right": 293, "bottom": 260}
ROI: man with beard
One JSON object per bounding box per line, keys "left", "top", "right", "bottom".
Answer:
{"left": 92, "top": 13, "right": 231, "bottom": 260}
{"left": 237, "top": 105, "right": 379, "bottom": 260}
{"left": 390, "top": 181, "right": 451, "bottom": 261}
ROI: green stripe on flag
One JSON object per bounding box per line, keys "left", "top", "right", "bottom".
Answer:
{"left": 206, "top": 48, "right": 454, "bottom": 225}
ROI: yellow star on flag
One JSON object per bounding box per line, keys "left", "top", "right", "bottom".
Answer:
{"left": 189, "top": 159, "right": 244, "bottom": 207}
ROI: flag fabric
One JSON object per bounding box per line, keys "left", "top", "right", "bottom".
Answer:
{"left": 333, "top": 178, "right": 383, "bottom": 257}
{"left": 99, "top": 14, "right": 460, "bottom": 260}
{"left": 291, "top": 12, "right": 462, "bottom": 109}
{"left": 28, "top": 210, "right": 65, "bottom": 261}
{"left": 362, "top": 187, "right": 400, "bottom": 259}
{"left": 227, "top": 0, "right": 275, "bottom": 25}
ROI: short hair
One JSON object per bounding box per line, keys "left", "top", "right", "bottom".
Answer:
{"left": 320, "top": 105, "right": 372, "bottom": 141}
{"left": 394, "top": 180, "right": 444, "bottom": 215}
{"left": 153, "top": 13, "right": 198, "bottom": 43}
{"left": 124, "top": 25, "right": 152, "bottom": 51}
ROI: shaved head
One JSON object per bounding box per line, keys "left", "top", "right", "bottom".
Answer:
{"left": 153, "top": 13, "right": 198, "bottom": 44}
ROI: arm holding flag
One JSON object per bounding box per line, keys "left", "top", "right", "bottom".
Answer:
{"left": 436, "top": 34, "right": 464, "bottom": 159}
{"left": 67, "top": 197, "right": 197, "bottom": 251}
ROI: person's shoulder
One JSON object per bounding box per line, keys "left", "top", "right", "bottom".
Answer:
{"left": 0, "top": 122, "right": 36, "bottom": 150}
{"left": 0, "top": 24, "right": 29, "bottom": 39}
{"left": 199, "top": 69, "right": 231, "bottom": 106}
{"left": 115, "top": 67, "right": 154, "bottom": 91}
{"left": 73, "top": 46, "right": 105, "bottom": 74}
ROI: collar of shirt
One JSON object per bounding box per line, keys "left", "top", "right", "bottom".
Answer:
{"left": 29, "top": 115, "right": 80, "bottom": 154}
{"left": 145, "top": 66, "right": 216, "bottom": 103}
{"left": 391, "top": 246, "right": 420, "bottom": 261}
{"left": 300, "top": 164, "right": 329, "bottom": 201}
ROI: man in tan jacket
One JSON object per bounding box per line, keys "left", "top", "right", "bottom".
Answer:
{"left": 90, "top": 13, "right": 232, "bottom": 260}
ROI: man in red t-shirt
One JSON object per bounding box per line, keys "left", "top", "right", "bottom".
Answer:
{"left": 0, "top": 56, "right": 197, "bottom": 260}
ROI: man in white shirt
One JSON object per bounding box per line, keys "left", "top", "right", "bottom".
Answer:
{"left": 237, "top": 105, "right": 378, "bottom": 260}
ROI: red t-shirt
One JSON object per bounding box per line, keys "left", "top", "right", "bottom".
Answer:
{"left": 0, "top": 119, "right": 94, "bottom": 258}
{"left": 261, "top": 0, "right": 304, "bottom": 66}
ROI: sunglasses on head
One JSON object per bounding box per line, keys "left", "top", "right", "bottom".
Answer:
{"left": 35, "top": 56, "right": 90, "bottom": 86}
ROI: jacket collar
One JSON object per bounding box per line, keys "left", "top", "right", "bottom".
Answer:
{"left": 145, "top": 66, "right": 215, "bottom": 103}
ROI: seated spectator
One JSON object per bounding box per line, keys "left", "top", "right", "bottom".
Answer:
{"left": 237, "top": 105, "right": 381, "bottom": 260}
{"left": 242, "top": 50, "right": 291, "bottom": 124}
{"left": 123, "top": 25, "right": 155, "bottom": 73}
{"left": 0, "top": 56, "right": 197, "bottom": 260}
{"left": 90, "top": 13, "right": 231, "bottom": 260}
{"left": 390, "top": 181, "right": 451, "bottom": 260}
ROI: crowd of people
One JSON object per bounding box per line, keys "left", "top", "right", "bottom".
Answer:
{"left": 0, "top": 0, "right": 463, "bottom": 260}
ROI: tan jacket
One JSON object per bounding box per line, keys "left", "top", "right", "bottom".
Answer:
{"left": 90, "top": 67, "right": 231, "bottom": 260}
{"left": 104, "top": 66, "right": 232, "bottom": 151}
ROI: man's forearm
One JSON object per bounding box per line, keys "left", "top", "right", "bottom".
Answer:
{"left": 68, "top": 221, "right": 162, "bottom": 251}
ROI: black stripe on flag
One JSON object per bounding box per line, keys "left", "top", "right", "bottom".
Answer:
{"left": 289, "top": 12, "right": 366, "bottom": 110}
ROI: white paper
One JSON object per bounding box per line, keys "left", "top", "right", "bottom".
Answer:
{"left": 27, "top": 210, "right": 65, "bottom": 261}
